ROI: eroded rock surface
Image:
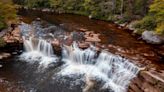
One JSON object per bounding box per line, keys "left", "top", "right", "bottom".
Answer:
{"left": 129, "top": 70, "right": 164, "bottom": 92}
{"left": 3, "top": 27, "right": 22, "bottom": 43}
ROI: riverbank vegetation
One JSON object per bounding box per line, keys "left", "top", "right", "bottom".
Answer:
{"left": 133, "top": 0, "right": 164, "bottom": 35}
{"left": 13, "top": 0, "right": 164, "bottom": 35}
{"left": 0, "top": 0, "right": 17, "bottom": 47}
{"left": 0, "top": 0, "right": 17, "bottom": 30}
{"left": 0, "top": 37, "right": 6, "bottom": 47}
{"left": 13, "top": 0, "right": 150, "bottom": 21}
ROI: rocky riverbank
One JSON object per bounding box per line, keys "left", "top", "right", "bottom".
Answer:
{"left": 18, "top": 7, "right": 164, "bottom": 45}
{"left": 129, "top": 70, "right": 164, "bottom": 92}
{"left": 0, "top": 25, "right": 23, "bottom": 62}
{"left": 120, "top": 21, "right": 164, "bottom": 45}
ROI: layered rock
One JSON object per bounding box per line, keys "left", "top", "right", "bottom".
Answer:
{"left": 84, "top": 31, "right": 101, "bottom": 42}
{"left": 3, "top": 27, "right": 22, "bottom": 43}
{"left": 129, "top": 70, "right": 164, "bottom": 92}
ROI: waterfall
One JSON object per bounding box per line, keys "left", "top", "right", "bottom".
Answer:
{"left": 23, "top": 37, "right": 54, "bottom": 56}
{"left": 19, "top": 22, "right": 139, "bottom": 92}
{"left": 20, "top": 37, "right": 58, "bottom": 68}
{"left": 60, "top": 42, "right": 139, "bottom": 92}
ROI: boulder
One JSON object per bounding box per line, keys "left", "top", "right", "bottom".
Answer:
{"left": 142, "top": 31, "right": 164, "bottom": 44}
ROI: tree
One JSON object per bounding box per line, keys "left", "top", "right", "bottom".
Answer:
{"left": 133, "top": 0, "right": 164, "bottom": 35}
{"left": 121, "top": 0, "right": 124, "bottom": 16}
{"left": 0, "top": 0, "right": 17, "bottom": 29}
{"left": 149, "top": 0, "right": 164, "bottom": 34}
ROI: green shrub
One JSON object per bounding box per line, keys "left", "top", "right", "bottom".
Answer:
{"left": 133, "top": 0, "right": 164, "bottom": 35}
{"left": 133, "top": 16, "right": 157, "bottom": 30}
{"left": 0, "top": 0, "right": 17, "bottom": 29}
{"left": 0, "top": 16, "right": 7, "bottom": 30}
{"left": 0, "top": 22, "right": 6, "bottom": 30}
{"left": 155, "top": 22, "right": 164, "bottom": 35}
{"left": 0, "top": 38, "right": 6, "bottom": 47}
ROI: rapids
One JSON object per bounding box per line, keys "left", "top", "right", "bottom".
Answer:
{"left": 19, "top": 21, "right": 139, "bottom": 91}
{"left": 20, "top": 37, "right": 58, "bottom": 68}
{"left": 59, "top": 42, "right": 139, "bottom": 92}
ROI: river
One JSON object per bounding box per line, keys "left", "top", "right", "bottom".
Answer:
{"left": 0, "top": 9, "right": 163, "bottom": 92}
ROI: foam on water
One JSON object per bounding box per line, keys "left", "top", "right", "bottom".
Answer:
{"left": 59, "top": 42, "right": 139, "bottom": 92}
{"left": 19, "top": 22, "right": 139, "bottom": 92}
{"left": 20, "top": 37, "right": 58, "bottom": 68}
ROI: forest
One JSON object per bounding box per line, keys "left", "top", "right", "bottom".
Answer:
{"left": 12, "top": 0, "right": 164, "bottom": 35}
{"left": 0, "top": 0, "right": 16, "bottom": 30}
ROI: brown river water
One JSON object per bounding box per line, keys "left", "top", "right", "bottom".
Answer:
{"left": 19, "top": 9, "right": 164, "bottom": 69}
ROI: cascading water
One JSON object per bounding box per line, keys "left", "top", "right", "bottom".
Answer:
{"left": 18, "top": 21, "right": 139, "bottom": 92}
{"left": 23, "top": 37, "right": 54, "bottom": 56}
{"left": 19, "top": 21, "right": 60, "bottom": 68}
{"left": 20, "top": 37, "right": 58, "bottom": 68}
{"left": 60, "top": 42, "right": 140, "bottom": 92}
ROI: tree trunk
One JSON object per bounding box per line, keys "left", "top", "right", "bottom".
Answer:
{"left": 121, "top": 0, "right": 124, "bottom": 16}
{"left": 112, "top": 0, "right": 116, "bottom": 15}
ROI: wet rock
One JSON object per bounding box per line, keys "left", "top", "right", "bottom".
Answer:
{"left": 142, "top": 31, "right": 164, "bottom": 44}
{"left": 0, "top": 56, "right": 2, "bottom": 59}
{"left": 119, "top": 23, "right": 126, "bottom": 27}
{"left": 3, "top": 27, "right": 22, "bottom": 43}
{"left": 42, "top": 8, "right": 51, "bottom": 12}
{"left": 64, "top": 37, "right": 73, "bottom": 46}
{"left": 129, "top": 70, "right": 164, "bottom": 92}
{"left": 2, "top": 53, "right": 11, "bottom": 58}
{"left": 84, "top": 31, "right": 101, "bottom": 42}
{"left": 12, "top": 52, "right": 17, "bottom": 55}
{"left": 78, "top": 42, "right": 89, "bottom": 49}
{"left": 143, "top": 52, "right": 155, "bottom": 57}
{"left": 129, "top": 83, "right": 142, "bottom": 92}
{"left": 142, "top": 82, "right": 159, "bottom": 92}
{"left": 51, "top": 39, "right": 60, "bottom": 46}
{"left": 0, "top": 53, "right": 11, "bottom": 60}
{"left": 0, "top": 78, "right": 24, "bottom": 92}
{"left": 72, "top": 31, "right": 85, "bottom": 41}
{"left": 140, "top": 71, "right": 159, "bottom": 85}
{"left": 79, "top": 28, "right": 88, "bottom": 32}
{"left": 36, "top": 18, "right": 41, "bottom": 21}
